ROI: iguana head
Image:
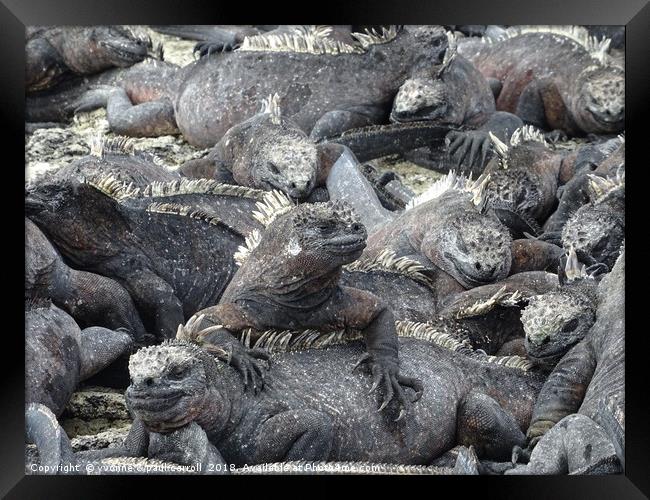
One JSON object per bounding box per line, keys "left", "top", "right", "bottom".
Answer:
{"left": 573, "top": 66, "right": 625, "bottom": 134}
{"left": 521, "top": 251, "right": 598, "bottom": 367}
{"left": 430, "top": 210, "right": 512, "bottom": 288}
{"left": 224, "top": 95, "right": 320, "bottom": 201}
{"left": 126, "top": 341, "right": 227, "bottom": 433}
{"left": 266, "top": 200, "right": 367, "bottom": 270}
{"left": 390, "top": 30, "right": 456, "bottom": 123}
{"left": 562, "top": 173, "right": 625, "bottom": 269}
{"left": 56, "top": 26, "right": 152, "bottom": 74}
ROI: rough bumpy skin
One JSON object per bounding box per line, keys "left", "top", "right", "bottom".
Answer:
{"left": 25, "top": 301, "right": 133, "bottom": 416}
{"left": 26, "top": 179, "right": 246, "bottom": 340}
{"left": 184, "top": 200, "right": 423, "bottom": 417}
{"left": 117, "top": 337, "right": 542, "bottom": 466}
{"left": 73, "top": 26, "right": 451, "bottom": 147}
{"left": 458, "top": 27, "right": 624, "bottom": 136}
{"left": 524, "top": 251, "right": 624, "bottom": 460}
{"left": 561, "top": 173, "right": 624, "bottom": 269}
{"left": 366, "top": 188, "right": 512, "bottom": 297}
{"left": 26, "top": 218, "right": 145, "bottom": 339}
{"left": 180, "top": 96, "right": 324, "bottom": 201}
{"left": 26, "top": 26, "right": 151, "bottom": 93}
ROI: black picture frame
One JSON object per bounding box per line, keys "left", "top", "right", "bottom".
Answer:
{"left": 6, "top": 0, "right": 647, "bottom": 496}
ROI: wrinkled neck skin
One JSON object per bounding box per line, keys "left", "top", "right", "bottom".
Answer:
{"left": 196, "top": 368, "right": 246, "bottom": 444}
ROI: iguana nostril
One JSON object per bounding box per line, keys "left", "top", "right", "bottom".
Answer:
{"left": 144, "top": 377, "right": 154, "bottom": 386}
{"left": 475, "top": 262, "right": 481, "bottom": 270}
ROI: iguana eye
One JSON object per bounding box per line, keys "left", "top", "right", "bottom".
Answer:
{"left": 456, "top": 237, "right": 468, "bottom": 253}
{"left": 170, "top": 366, "right": 187, "bottom": 380}
{"left": 561, "top": 318, "right": 580, "bottom": 333}
{"left": 267, "top": 163, "right": 281, "bottom": 175}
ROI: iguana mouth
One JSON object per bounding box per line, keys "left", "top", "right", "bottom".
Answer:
{"left": 323, "top": 235, "right": 367, "bottom": 256}
{"left": 100, "top": 41, "right": 148, "bottom": 63}
{"left": 587, "top": 106, "right": 623, "bottom": 125}
{"left": 525, "top": 338, "right": 581, "bottom": 363}
{"left": 126, "top": 388, "right": 185, "bottom": 412}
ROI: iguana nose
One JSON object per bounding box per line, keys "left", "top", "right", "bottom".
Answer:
{"left": 288, "top": 180, "right": 311, "bottom": 200}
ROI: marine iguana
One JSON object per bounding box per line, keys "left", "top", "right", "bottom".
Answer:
{"left": 25, "top": 178, "right": 256, "bottom": 346}
{"left": 26, "top": 218, "right": 145, "bottom": 340}
{"left": 457, "top": 26, "right": 624, "bottom": 136}
{"left": 25, "top": 300, "right": 133, "bottom": 417}
{"left": 540, "top": 135, "right": 624, "bottom": 242}
{"left": 521, "top": 249, "right": 624, "bottom": 459}
{"left": 72, "top": 25, "right": 452, "bottom": 147}
{"left": 388, "top": 32, "right": 524, "bottom": 173}
{"left": 180, "top": 199, "right": 424, "bottom": 415}
{"left": 26, "top": 26, "right": 153, "bottom": 93}
{"left": 519, "top": 249, "right": 601, "bottom": 370}
{"left": 98, "top": 334, "right": 542, "bottom": 465}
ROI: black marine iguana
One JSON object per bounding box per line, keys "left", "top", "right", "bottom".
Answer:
{"left": 90, "top": 334, "right": 542, "bottom": 466}
{"left": 25, "top": 177, "right": 255, "bottom": 344}
{"left": 26, "top": 217, "right": 146, "bottom": 339}
{"left": 457, "top": 26, "right": 624, "bottom": 136}
{"left": 180, "top": 199, "right": 424, "bottom": 416}
{"left": 520, "top": 249, "right": 624, "bottom": 457}
{"left": 72, "top": 25, "right": 451, "bottom": 147}
{"left": 25, "top": 300, "right": 133, "bottom": 417}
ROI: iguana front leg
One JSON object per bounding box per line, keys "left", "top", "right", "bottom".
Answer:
{"left": 339, "top": 287, "right": 424, "bottom": 420}
{"left": 526, "top": 339, "right": 597, "bottom": 448}
{"left": 74, "top": 85, "right": 179, "bottom": 137}
{"left": 182, "top": 303, "right": 270, "bottom": 393}
{"left": 253, "top": 409, "right": 334, "bottom": 462}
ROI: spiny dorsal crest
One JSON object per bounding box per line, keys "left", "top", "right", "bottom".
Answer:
{"left": 129, "top": 340, "right": 208, "bottom": 380}
{"left": 251, "top": 190, "right": 295, "bottom": 226}
{"left": 350, "top": 25, "right": 401, "bottom": 49}
{"left": 139, "top": 178, "right": 267, "bottom": 200}
{"left": 240, "top": 25, "right": 362, "bottom": 55}
{"left": 233, "top": 229, "right": 262, "bottom": 267}
{"left": 83, "top": 174, "right": 140, "bottom": 200}
{"left": 344, "top": 249, "right": 434, "bottom": 290}
{"left": 175, "top": 315, "right": 230, "bottom": 358}
{"left": 239, "top": 327, "right": 360, "bottom": 353}
{"left": 509, "top": 125, "right": 548, "bottom": 148}
{"left": 435, "top": 31, "right": 457, "bottom": 76}
{"left": 406, "top": 170, "right": 488, "bottom": 209}
{"left": 260, "top": 93, "right": 282, "bottom": 125}
{"left": 564, "top": 246, "right": 591, "bottom": 282}
{"left": 145, "top": 201, "right": 224, "bottom": 227}
{"left": 587, "top": 165, "right": 625, "bottom": 202}
{"left": 487, "top": 25, "right": 612, "bottom": 65}
{"left": 89, "top": 134, "right": 136, "bottom": 157}
{"left": 453, "top": 285, "right": 524, "bottom": 319}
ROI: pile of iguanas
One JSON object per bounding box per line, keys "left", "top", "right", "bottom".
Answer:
{"left": 25, "top": 24, "right": 625, "bottom": 476}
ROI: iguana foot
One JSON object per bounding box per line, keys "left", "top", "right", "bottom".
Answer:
{"left": 445, "top": 130, "right": 491, "bottom": 173}
{"left": 353, "top": 353, "right": 424, "bottom": 420}
{"left": 544, "top": 129, "right": 568, "bottom": 143}
{"left": 217, "top": 343, "right": 270, "bottom": 394}
{"left": 71, "top": 85, "right": 119, "bottom": 114}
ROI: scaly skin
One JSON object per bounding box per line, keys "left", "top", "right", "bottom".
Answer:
{"left": 71, "top": 26, "right": 451, "bottom": 148}
{"left": 25, "top": 301, "right": 133, "bottom": 416}
{"left": 115, "top": 336, "right": 542, "bottom": 465}
{"left": 183, "top": 200, "right": 423, "bottom": 417}
{"left": 26, "top": 218, "right": 146, "bottom": 340}
{"left": 457, "top": 27, "right": 624, "bottom": 136}
{"left": 523, "top": 251, "right": 624, "bottom": 457}
{"left": 26, "top": 26, "right": 152, "bottom": 93}
{"left": 25, "top": 179, "right": 247, "bottom": 342}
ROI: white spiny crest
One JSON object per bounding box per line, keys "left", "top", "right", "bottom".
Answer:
{"left": 260, "top": 93, "right": 282, "bottom": 125}
{"left": 454, "top": 286, "right": 524, "bottom": 319}
{"left": 233, "top": 229, "right": 262, "bottom": 267}
{"left": 240, "top": 25, "right": 363, "bottom": 55}
{"left": 405, "top": 170, "right": 485, "bottom": 210}
{"left": 488, "top": 132, "right": 510, "bottom": 169}
{"left": 564, "top": 246, "right": 590, "bottom": 282}
{"left": 435, "top": 30, "right": 457, "bottom": 76}
{"left": 145, "top": 202, "right": 223, "bottom": 227}
{"left": 509, "top": 125, "right": 548, "bottom": 147}
{"left": 396, "top": 320, "right": 473, "bottom": 353}
{"left": 350, "top": 25, "right": 400, "bottom": 49}
{"left": 587, "top": 164, "right": 625, "bottom": 202}
{"left": 251, "top": 190, "right": 294, "bottom": 226}
{"left": 344, "top": 249, "right": 434, "bottom": 290}
{"left": 89, "top": 134, "right": 136, "bottom": 157}
{"left": 83, "top": 174, "right": 139, "bottom": 200}
{"left": 488, "top": 25, "right": 612, "bottom": 65}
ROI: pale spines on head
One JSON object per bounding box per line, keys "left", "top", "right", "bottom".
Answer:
{"left": 251, "top": 190, "right": 294, "bottom": 227}
{"left": 564, "top": 245, "right": 591, "bottom": 282}
{"left": 586, "top": 165, "right": 625, "bottom": 203}
{"left": 260, "top": 93, "right": 282, "bottom": 125}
